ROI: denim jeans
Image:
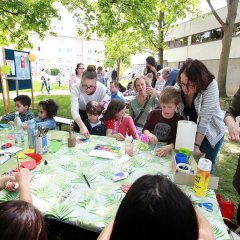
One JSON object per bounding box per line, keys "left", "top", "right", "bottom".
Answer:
{"left": 200, "top": 136, "right": 224, "bottom": 174}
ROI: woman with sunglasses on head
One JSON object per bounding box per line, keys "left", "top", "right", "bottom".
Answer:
{"left": 176, "top": 59, "right": 225, "bottom": 173}
{"left": 71, "top": 65, "right": 107, "bottom": 138}
{"left": 69, "top": 63, "right": 85, "bottom": 90}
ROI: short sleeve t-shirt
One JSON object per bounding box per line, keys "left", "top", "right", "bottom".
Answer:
{"left": 105, "top": 119, "right": 118, "bottom": 134}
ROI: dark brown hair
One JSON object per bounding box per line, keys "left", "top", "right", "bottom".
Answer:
{"left": 103, "top": 99, "right": 125, "bottom": 121}
{"left": 14, "top": 95, "right": 31, "bottom": 109}
{"left": 160, "top": 86, "right": 181, "bottom": 105}
{"left": 38, "top": 99, "right": 58, "bottom": 118}
{"left": 86, "top": 101, "right": 103, "bottom": 116}
{"left": 82, "top": 65, "right": 97, "bottom": 81}
{"left": 177, "top": 59, "right": 215, "bottom": 92}
{"left": 0, "top": 200, "right": 47, "bottom": 240}
{"left": 75, "top": 63, "right": 84, "bottom": 75}
{"left": 110, "top": 81, "right": 119, "bottom": 88}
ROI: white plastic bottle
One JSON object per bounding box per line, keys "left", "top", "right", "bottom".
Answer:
{"left": 14, "top": 111, "right": 24, "bottom": 146}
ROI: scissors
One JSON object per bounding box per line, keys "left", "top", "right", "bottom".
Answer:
{"left": 198, "top": 202, "right": 213, "bottom": 212}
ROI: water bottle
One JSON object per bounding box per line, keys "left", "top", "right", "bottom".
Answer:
{"left": 27, "top": 119, "right": 36, "bottom": 149}
{"left": 193, "top": 158, "right": 212, "bottom": 197}
{"left": 13, "top": 111, "right": 24, "bottom": 146}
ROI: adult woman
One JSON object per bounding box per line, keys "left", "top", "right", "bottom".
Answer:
{"left": 129, "top": 76, "right": 159, "bottom": 128}
{"left": 97, "top": 174, "right": 214, "bottom": 240}
{"left": 177, "top": 59, "right": 225, "bottom": 173}
{"left": 69, "top": 63, "right": 85, "bottom": 89}
{"left": 143, "top": 56, "right": 162, "bottom": 87}
{"left": 71, "top": 65, "right": 106, "bottom": 137}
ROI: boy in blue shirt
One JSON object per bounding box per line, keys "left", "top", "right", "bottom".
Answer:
{"left": 0, "top": 95, "right": 33, "bottom": 122}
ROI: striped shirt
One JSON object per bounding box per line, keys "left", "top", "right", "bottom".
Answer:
{"left": 177, "top": 79, "right": 226, "bottom": 147}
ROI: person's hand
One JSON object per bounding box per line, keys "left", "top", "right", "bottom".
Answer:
{"left": 143, "top": 67, "right": 147, "bottom": 75}
{"left": 228, "top": 122, "right": 240, "bottom": 143}
{"left": 150, "top": 65, "right": 157, "bottom": 73}
{"left": 22, "top": 123, "right": 28, "bottom": 129}
{"left": 14, "top": 168, "right": 32, "bottom": 184}
{"left": 148, "top": 133, "right": 158, "bottom": 144}
{"left": 79, "top": 123, "right": 90, "bottom": 139}
{"left": 146, "top": 87, "right": 159, "bottom": 97}
{"left": 114, "top": 133, "right": 125, "bottom": 141}
{"left": 155, "top": 144, "right": 172, "bottom": 157}
{"left": 0, "top": 176, "right": 15, "bottom": 189}
{"left": 194, "top": 145, "right": 202, "bottom": 153}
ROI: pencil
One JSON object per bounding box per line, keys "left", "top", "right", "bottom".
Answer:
{"left": 82, "top": 174, "right": 91, "bottom": 188}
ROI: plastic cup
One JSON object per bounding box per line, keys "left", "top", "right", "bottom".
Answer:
{"left": 125, "top": 141, "right": 134, "bottom": 157}
{"left": 179, "top": 148, "right": 191, "bottom": 159}
{"left": 177, "top": 163, "right": 191, "bottom": 174}
{"left": 175, "top": 152, "right": 187, "bottom": 164}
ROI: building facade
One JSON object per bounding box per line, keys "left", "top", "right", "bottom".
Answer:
{"left": 163, "top": 5, "right": 240, "bottom": 95}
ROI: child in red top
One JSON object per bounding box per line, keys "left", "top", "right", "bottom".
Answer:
{"left": 104, "top": 99, "right": 139, "bottom": 141}
{"left": 143, "top": 87, "right": 183, "bottom": 156}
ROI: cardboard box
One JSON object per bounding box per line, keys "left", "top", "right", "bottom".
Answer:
{"left": 171, "top": 150, "right": 219, "bottom": 190}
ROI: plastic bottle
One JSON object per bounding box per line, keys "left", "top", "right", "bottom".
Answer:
{"left": 193, "top": 158, "right": 212, "bottom": 197}
{"left": 27, "top": 119, "right": 36, "bottom": 149}
{"left": 13, "top": 112, "right": 24, "bottom": 146}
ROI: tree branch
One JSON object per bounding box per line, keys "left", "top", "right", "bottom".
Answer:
{"left": 0, "top": 7, "right": 22, "bottom": 16}
{"left": 206, "top": 0, "right": 226, "bottom": 28}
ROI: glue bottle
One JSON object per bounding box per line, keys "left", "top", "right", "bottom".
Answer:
{"left": 14, "top": 111, "right": 24, "bottom": 146}
{"left": 193, "top": 158, "right": 212, "bottom": 197}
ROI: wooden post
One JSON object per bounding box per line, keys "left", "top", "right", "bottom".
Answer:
{"left": 0, "top": 73, "right": 7, "bottom": 113}
{"left": 29, "top": 59, "right": 34, "bottom": 109}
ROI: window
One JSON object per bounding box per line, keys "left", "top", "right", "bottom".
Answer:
{"left": 58, "top": 48, "right": 62, "bottom": 52}
{"left": 58, "top": 58, "right": 61, "bottom": 62}
{"left": 165, "top": 36, "right": 188, "bottom": 49}
{"left": 234, "top": 22, "right": 240, "bottom": 36}
{"left": 191, "top": 28, "right": 223, "bottom": 44}
{"left": 87, "top": 50, "right": 92, "bottom": 53}
{"left": 67, "top": 48, "right": 72, "bottom": 53}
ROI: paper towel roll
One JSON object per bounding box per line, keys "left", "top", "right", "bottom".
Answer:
{"left": 175, "top": 120, "right": 197, "bottom": 151}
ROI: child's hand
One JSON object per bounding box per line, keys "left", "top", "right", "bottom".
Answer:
{"left": 22, "top": 123, "right": 28, "bottom": 129}
{"left": 114, "top": 133, "right": 125, "bottom": 141}
{"left": 5, "top": 180, "right": 19, "bottom": 192}
{"left": 0, "top": 176, "right": 15, "bottom": 189}
{"left": 155, "top": 144, "right": 173, "bottom": 157}
{"left": 148, "top": 133, "right": 158, "bottom": 144}
{"left": 14, "top": 168, "right": 32, "bottom": 184}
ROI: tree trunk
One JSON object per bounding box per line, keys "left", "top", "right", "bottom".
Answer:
{"left": 216, "top": 0, "right": 239, "bottom": 97}
{"left": 158, "top": 48, "right": 163, "bottom": 66}
{"left": 218, "top": 27, "right": 233, "bottom": 97}
{"left": 116, "top": 58, "right": 120, "bottom": 81}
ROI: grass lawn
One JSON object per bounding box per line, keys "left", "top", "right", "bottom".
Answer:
{"left": 19, "top": 80, "right": 69, "bottom": 93}
{"left": 0, "top": 89, "right": 239, "bottom": 222}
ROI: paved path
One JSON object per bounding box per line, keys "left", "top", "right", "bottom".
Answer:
{"left": 0, "top": 90, "right": 70, "bottom": 99}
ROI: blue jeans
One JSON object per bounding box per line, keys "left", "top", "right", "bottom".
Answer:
{"left": 200, "top": 136, "right": 224, "bottom": 174}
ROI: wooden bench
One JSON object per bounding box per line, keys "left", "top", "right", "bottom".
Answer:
{"left": 54, "top": 116, "right": 73, "bottom": 130}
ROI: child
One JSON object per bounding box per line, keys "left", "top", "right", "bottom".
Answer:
{"left": 104, "top": 99, "right": 139, "bottom": 141}
{"left": 30, "top": 99, "right": 58, "bottom": 130}
{"left": 0, "top": 95, "right": 33, "bottom": 122}
{"left": 155, "top": 70, "right": 166, "bottom": 92}
{"left": 84, "top": 101, "right": 106, "bottom": 136}
{"left": 123, "top": 81, "right": 135, "bottom": 96}
{"left": 143, "top": 87, "right": 183, "bottom": 156}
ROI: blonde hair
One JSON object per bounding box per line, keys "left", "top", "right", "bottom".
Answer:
{"left": 160, "top": 86, "right": 181, "bottom": 105}
{"left": 132, "top": 75, "right": 148, "bottom": 92}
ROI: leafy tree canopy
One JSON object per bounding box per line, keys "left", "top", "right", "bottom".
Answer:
{"left": 0, "top": 0, "right": 60, "bottom": 49}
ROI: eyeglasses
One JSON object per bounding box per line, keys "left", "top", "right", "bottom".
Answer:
{"left": 81, "top": 84, "right": 96, "bottom": 91}
{"left": 78, "top": 68, "right": 85, "bottom": 70}
{"left": 179, "top": 81, "right": 195, "bottom": 89}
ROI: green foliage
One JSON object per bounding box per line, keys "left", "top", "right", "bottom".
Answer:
{"left": 0, "top": 0, "right": 60, "bottom": 49}
{"left": 50, "top": 68, "right": 60, "bottom": 76}
{"left": 62, "top": 0, "right": 201, "bottom": 63}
